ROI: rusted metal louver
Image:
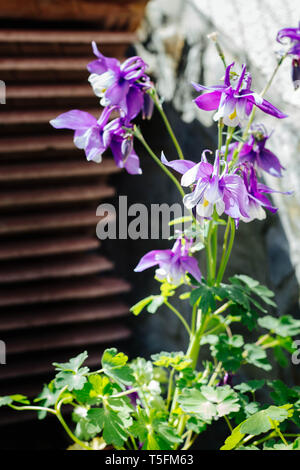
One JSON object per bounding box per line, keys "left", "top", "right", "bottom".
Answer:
{"left": 0, "top": 22, "right": 142, "bottom": 424}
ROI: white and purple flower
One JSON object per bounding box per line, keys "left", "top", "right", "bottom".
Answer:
{"left": 192, "top": 62, "right": 287, "bottom": 126}
{"left": 226, "top": 128, "right": 285, "bottom": 178}
{"left": 162, "top": 151, "right": 249, "bottom": 222}
{"left": 87, "top": 41, "right": 152, "bottom": 120}
{"left": 134, "top": 237, "right": 202, "bottom": 285}
{"left": 50, "top": 107, "right": 142, "bottom": 175}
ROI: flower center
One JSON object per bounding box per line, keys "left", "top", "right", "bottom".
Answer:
{"left": 229, "top": 108, "right": 237, "bottom": 120}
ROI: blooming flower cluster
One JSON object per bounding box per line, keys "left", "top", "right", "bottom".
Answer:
{"left": 50, "top": 41, "right": 154, "bottom": 175}
{"left": 277, "top": 22, "right": 300, "bottom": 89}
{"left": 50, "top": 33, "right": 291, "bottom": 288}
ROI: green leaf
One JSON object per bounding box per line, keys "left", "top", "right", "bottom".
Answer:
{"left": 210, "top": 334, "right": 244, "bottom": 372}
{"left": 221, "top": 405, "right": 293, "bottom": 450}
{"left": 0, "top": 394, "right": 30, "bottom": 408}
{"left": 101, "top": 348, "right": 134, "bottom": 387}
{"left": 34, "top": 382, "right": 62, "bottom": 419}
{"left": 153, "top": 421, "right": 182, "bottom": 445}
{"left": 89, "top": 375, "right": 113, "bottom": 398}
{"left": 240, "top": 405, "right": 293, "bottom": 436}
{"left": 268, "top": 380, "right": 300, "bottom": 406}
{"left": 190, "top": 284, "right": 216, "bottom": 312}
{"left": 178, "top": 385, "right": 240, "bottom": 422}
{"left": 234, "top": 380, "right": 265, "bottom": 394}
{"left": 178, "top": 388, "right": 216, "bottom": 422}
{"left": 0, "top": 396, "right": 13, "bottom": 407}
{"left": 151, "top": 351, "right": 192, "bottom": 371}
{"left": 244, "top": 344, "right": 272, "bottom": 371}
{"left": 72, "top": 407, "right": 100, "bottom": 441}
{"left": 53, "top": 351, "right": 89, "bottom": 392}
{"left": 55, "top": 370, "right": 88, "bottom": 392}
{"left": 53, "top": 351, "right": 89, "bottom": 374}
{"left": 258, "top": 315, "right": 300, "bottom": 337}
{"left": 88, "top": 407, "right": 129, "bottom": 448}
{"left": 186, "top": 416, "right": 207, "bottom": 434}
{"left": 221, "top": 424, "right": 244, "bottom": 450}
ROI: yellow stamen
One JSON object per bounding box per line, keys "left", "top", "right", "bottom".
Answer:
{"left": 229, "top": 108, "right": 237, "bottom": 120}
{"left": 203, "top": 199, "right": 209, "bottom": 207}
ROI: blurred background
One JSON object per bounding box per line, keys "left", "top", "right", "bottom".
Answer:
{"left": 0, "top": 0, "right": 299, "bottom": 449}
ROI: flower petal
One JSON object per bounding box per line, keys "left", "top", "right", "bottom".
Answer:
{"left": 50, "top": 110, "right": 97, "bottom": 130}
{"left": 194, "top": 90, "right": 222, "bottom": 111}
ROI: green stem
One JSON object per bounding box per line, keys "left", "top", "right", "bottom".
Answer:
{"left": 134, "top": 126, "right": 185, "bottom": 198}
{"left": 224, "top": 415, "right": 233, "bottom": 432}
{"left": 212, "top": 300, "right": 233, "bottom": 316}
{"left": 152, "top": 91, "right": 185, "bottom": 160}
{"left": 224, "top": 126, "right": 235, "bottom": 161}
{"left": 9, "top": 404, "right": 56, "bottom": 415}
{"left": 216, "top": 217, "right": 235, "bottom": 285}
{"left": 164, "top": 299, "right": 192, "bottom": 337}
{"left": 111, "top": 388, "right": 139, "bottom": 399}
{"left": 56, "top": 398, "right": 93, "bottom": 450}
{"left": 206, "top": 220, "right": 214, "bottom": 284}
{"left": 56, "top": 407, "right": 92, "bottom": 450}
{"left": 218, "top": 119, "right": 224, "bottom": 151}
{"left": 208, "top": 361, "right": 222, "bottom": 386}
{"left": 167, "top": 368, "right": 175, "bottom": 410}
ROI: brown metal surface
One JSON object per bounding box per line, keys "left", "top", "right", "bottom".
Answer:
{"left": 0, "top": 1, "right": 149, "bottom": 31}
{"left": 0, "top": 15, "right": 145, "bottom": 426}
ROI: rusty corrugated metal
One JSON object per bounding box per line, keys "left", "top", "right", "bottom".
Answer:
{"left": 0, "top": 3, "right": 149, "bottom": 425}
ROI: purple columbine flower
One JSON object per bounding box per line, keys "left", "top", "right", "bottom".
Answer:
{"left": 50, "top": 107, "right": 142, "bottom": 175}
{"left": 87, "top": 41, "right": 152, "bottom": 119}
{"left": 134, "top": 237, "right": 202, "bottom": 285}
{"left": 240, "top": 166, "right": 278, "bottom": 223}
{"left": 226, "top": 127, "right": 285, "bottom": 178}
{"left": 192, "top": 62, "right": 287, "bottom": 126}
{"left": 277, "top": 22, "right": 300, "bottom": 90}
{"left": 162, "top": 151, "right": 249, "bottom": 222}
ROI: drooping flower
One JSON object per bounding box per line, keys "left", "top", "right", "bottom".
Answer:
{"left": 162, "top": 151, "right": 249, "bottom": 221}
{"left": 87, "top": 41, "right": 152, "bottom": 119}
{"left": 277, "top": 23, "right": 300, "bottom": 56}
{"left": 226, "top": 127, "right": 285, "bottom": 177}
{"left": 277, "top": 23, "right": 300, "bottom": 90}
{"left": 134, "top": 237, "right": 202, "bottom": 285}
{"left": 50, "top": 107, "right": 142, "bottom": 175}
{"left": 192, "top": 62, "right": 287, "bottom": 126}
{"left": 240, "top": 166, "right": 278, "bottom": 222}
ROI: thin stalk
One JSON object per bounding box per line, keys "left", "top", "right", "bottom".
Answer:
{"left": 167, "top": 368, "right": 175, "bottom": 410}
{"left": 212, "top": 300, "right": 233, "bottom": 316}
{"left": 216, "top": 217, "right": 235, "bottom": 285}
{"left": 134, "top": 126, "right": 185, "bottom": 198}
{"left": 164, "top": 299, "right": 192, "bottom": 337}
{"left": 9, "top": 404, "right": 56, "bottom": 415}
{"left": 191, "top": 303, "right": 199, "bottom": 335}
{"left": 56, "top": 407, "right": 92, "bottom": 450}
{"left": 182, "top": 432, "right": 198, "bottom": 450}
{"left": 130, "top": 436, "right": 139, "bottom": 451}
{"left": 223, "top": 126, "right": 235, "bottom": 161}
{"left": 208, "top": 361, "right": 222, "bottom": 386}
{"left": 111, "top": 388, "right": 139, "bottom": 399}
{"left": 224, "top": 415, "right": 233, "bottom": 432}
{"left": 152, "top": 91, "right": 185, "bottom": 160}
{"left": 218, "top": 119, "right": 224, "bottom": 151}
{"left": 206, "top": 220, "right": 214, "bottom": 284}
